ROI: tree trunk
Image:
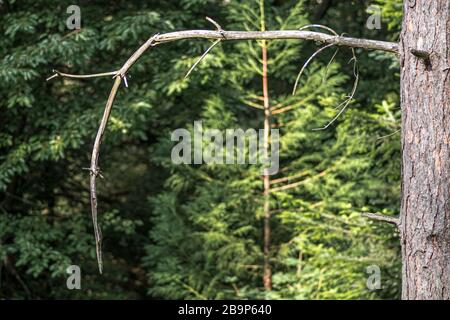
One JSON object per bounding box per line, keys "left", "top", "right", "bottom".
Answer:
{"left": 262, "top": 39, "right": 272, "bottom": 291}
{"left": 260, "top": 0, "right": 272, "bottom": 292}
{"left": 399, "top": 0, "right": 450, "bottom": 300}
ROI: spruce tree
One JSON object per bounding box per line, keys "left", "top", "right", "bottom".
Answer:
{"left": 144, "top": 0, "right": 401, "bottom": 299}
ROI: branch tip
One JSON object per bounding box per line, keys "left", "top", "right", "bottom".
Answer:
{"left": 206, "top": 16, "right": 223, "bottom": 32}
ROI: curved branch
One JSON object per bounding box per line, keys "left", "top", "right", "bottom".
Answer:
{"left": 89, "top": 76, "right": 122, "bottom": 274}
{"left": 292, "top": 43, "right": 335, "bottom": 95}
{"left": 313, "top": 48, "right": 359, "bottom": 131}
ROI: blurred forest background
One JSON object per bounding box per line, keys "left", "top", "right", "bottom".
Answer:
{"left": 0, "top": 0, "right": 403, "bottom": 299}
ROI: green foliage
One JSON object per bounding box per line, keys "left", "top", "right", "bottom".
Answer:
{"left": 144, "top": 0, "right": 401, "bottom": 300}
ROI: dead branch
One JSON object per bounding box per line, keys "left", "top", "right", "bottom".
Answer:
{"left": 89, "top": 76, "right": 122, "bottom": 274}
{"left": 362, "top": 212, "right": 400, "bottom": 226}
{"left": 152, "top": 30, "right": 398, "bottom": 53}
{"left": 46, "top": 69, "right": 118, "bottom": 81}
{"left": 47, "top": 20, "right": 398, "bottom": 274}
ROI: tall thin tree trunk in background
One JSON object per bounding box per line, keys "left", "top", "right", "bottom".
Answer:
{"left": 260, "top": 0, "right": 272, "bottom": 291}
{"left": 399, "top": 0, "right": 450, "bottom": 299}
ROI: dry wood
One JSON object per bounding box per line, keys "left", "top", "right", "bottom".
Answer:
{"left": 361, "top": 212, "right": 400, "bottom": 226}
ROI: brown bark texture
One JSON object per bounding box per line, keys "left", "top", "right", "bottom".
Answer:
{"left": 399, "top": 0, "right": 450, "bottom": 300}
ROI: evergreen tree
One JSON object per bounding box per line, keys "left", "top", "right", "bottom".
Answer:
{"left": 144, "top": 0, "right": 401, "bottom": 299}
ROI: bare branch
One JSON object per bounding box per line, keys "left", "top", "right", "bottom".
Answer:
{"left": 362, "top": 212, "right": 400, "bottom": 226}
{"left": 89, "top": 75, "right": 122, "bottom": 274}
{"left": 116, "top": 34, "right": 160, "bottom": 78}
{"left": 46, "top": 69, "right": 118, "bottom": 81}
{"left": 150, "top": 30, "right": 398, "bottom": 53}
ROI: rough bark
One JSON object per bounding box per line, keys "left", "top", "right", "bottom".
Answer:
{"left": 399, "top": 0, "right": 450, "bottom": 300}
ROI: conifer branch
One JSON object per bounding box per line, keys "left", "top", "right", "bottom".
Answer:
{"left": 271, "top": 170, "right": 328, "bottom": 192}
{"left": 243, "top": 100, "right": 265, "bottom": 110}
{"left": 271, "top": 171, "right": 309, "bottom": 185}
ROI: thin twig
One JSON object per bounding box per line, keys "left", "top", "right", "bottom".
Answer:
{"left": 206, "top": 16, "right": 223, "bottom": 32}
{"left": 313, "top": 48, "right": 359, "bottom": 130}
{"left": 322, "top": 47, "right": 339, "bottom": 83}
{"left": 183, "top": 17, "right": 225, "bottom": 78}
{"left": 292, "top": 43, "right": 335, "bottom": 95}
{"left": 292, "top": 24, "right": 339, "bottom": 95}
{"left": 185, "top": 39, "right": 221, "bottom": 78}
{"left": 46, "top": 70, "right": 118, "bottom": 81}
{"left": 291, "top": 25, "right": 360, "bottom": 130}
{"left": 299, "top": 24, "right": 339, "bottom": 37}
